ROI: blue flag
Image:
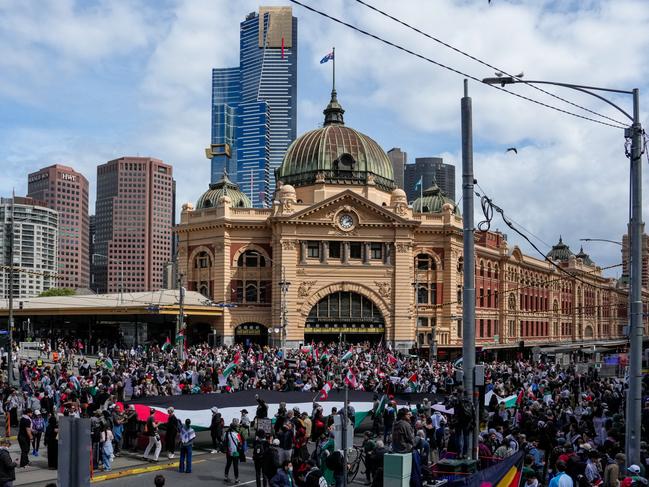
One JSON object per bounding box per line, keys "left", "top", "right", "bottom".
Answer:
{"left": 414, "top": 176, "right": 423, "bottom": 190}
{"left": 320, "top": 51, "right": 334, "bottom": 64}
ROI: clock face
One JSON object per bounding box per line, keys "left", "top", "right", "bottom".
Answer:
{"left": 339, "top": 213, "right": 354, "bottom": 230}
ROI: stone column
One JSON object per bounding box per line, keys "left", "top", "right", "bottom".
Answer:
{"left": 363, "top": 242, "right": 370, "bottom": 265}
{"left": 342, "top": 242, "right": 350, "bottom": 264}
{"left": 321, "top": 241, "right": 328, "bottom": 264}
{"left": 300, "top": 241, "right": 307, "bottom": 265}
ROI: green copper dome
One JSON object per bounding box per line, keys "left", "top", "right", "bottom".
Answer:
{"left": 412, "top": 182, "right": 460, "bottom": 215}
{"left": 196, "top": 173, "right": 252, "bottom": 209}
{"left": 275, "top": 90, "right": 395, "bottom": 191}
{"left": 547, "top": 236, "right": 574, "bottom": 262}
{"left": 576, "top": 246, "right": 594, "bottom": 266}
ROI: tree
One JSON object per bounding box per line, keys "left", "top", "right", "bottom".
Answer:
{"left": 38, "top": 288, "right": 76, "bottom": 297}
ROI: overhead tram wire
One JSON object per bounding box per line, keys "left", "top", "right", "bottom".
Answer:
{"left": 288, "top": 0, "right": 626, "bottom": 130}
{"left": 353, "top": 0, "right": 628, "bottom": 128}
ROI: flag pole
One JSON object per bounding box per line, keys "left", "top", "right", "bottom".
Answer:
{"left": 332, "top": 46, "right": 335, "bottom": 91}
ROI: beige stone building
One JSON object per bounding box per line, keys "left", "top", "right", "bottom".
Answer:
{"left": 176, "top": 92, "right": 632, "bottom": 354}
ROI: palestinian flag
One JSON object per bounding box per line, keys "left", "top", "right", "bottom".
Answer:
{"left": 233, "top": 351, "right": 242, "bottom": 364}
{"left": 223, "top": 362, "right": 237, "bottom": 378}
{"left": 319, "top": 381, "right": 333, "bottom": 400}
{"left": 516, "top": 388, "right": 525, "bottom": 406}
{"left": 162, "top": 337, "right": 172, "bottom": 352}
{"left": 387, "top": 354, "right": 398, "bottom": 365}
{"left": 344, "top": 370, "right": 357, "bottom": 389}
{"left": 103, "top": 357, "right": 114, "bottom": 370}
{"left": 375, "top": 394, "right": 388, "bottom": 415}
{"left": 319, "top": 352, "right": 329, "bottom": 362}
{"left": 341, "top": 349, "right": 353, "bottom": 362}
{"left": 407, "top": 372, "right": 417, "bottom": 390}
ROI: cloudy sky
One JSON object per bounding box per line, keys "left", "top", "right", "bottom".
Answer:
{"left": 1, "top": 0, "right": 648, "bottom": 276}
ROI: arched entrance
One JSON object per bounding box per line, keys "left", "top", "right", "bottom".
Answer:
{"left": 304, "top": 291, "right": 385, "bottom": 344}
{"left": 234, "top": 323, "right": 269, "bottom": 346}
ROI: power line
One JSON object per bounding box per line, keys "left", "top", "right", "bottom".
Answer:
{"left": 288, "top": 0, "right": 626, "bottom": 130}
{"left": 353, "top": 0, "right": 629, "bottom": 128}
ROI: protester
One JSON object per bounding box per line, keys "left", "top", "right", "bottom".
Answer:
{"left": 0, "top": 439, "right": 17, "bottom": 487}
{"left": 270, "top": 460, "right": 295, "bottom": 487}
{"left": 165, "top": 407, "right": 178, "bottom": 459}
{"left": 225, "top": 418, "right": 243, "bottom": 483}
{"left": 17, "top": 408, "right": 32, "bottom": 468}
{"left": 179, "top": 418, "right": 196, "bottom": 474}
{"left": 100, "top": 423, "right": 115, "bottom": 471}
{"left": 30, "top": 410, "right": 45, "bottom": 457}
{"left": 143, "top": 408, "right": 161, "bottom": 462}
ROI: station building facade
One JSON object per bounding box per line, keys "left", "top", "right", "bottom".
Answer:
{"left": 176, "top": 91, "right": 636, "bottom": 353}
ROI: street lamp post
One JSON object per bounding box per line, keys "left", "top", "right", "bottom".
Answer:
{"left": 483, "top": 76, "right": 643, "bottom": 465}
{"left": 278, "top": 265, "right": 291, "bottom": 352}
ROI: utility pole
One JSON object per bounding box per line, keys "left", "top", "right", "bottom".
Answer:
{"left": 626, "top": 88, "right": 643, "bottom": 466}
{"left": 177, "top": 273, "right": 185, "bottom": 360}
{"left": 461, "top": 79, "right": 478, "bottom": 460}
{"left": 6, "top": 195, "right": 15, "bottom": 386}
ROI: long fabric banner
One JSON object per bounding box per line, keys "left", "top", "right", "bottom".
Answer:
{"left": 124, "top": 390, "right": 443, "bottom": 431}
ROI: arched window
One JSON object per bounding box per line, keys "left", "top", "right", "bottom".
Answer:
{"left": 195, "top": 251, "right": 211, "bottom": 269}
{"left": 198, "top": 284, "right": 209, "bottom": 298}
{"left": 487, "top": 263, "right": 492, "bottom": 278}
{"left": 238, "top": 250, "right": 266, "bottom": 268}
{"left": 417, "top": 285, "right": 429, "bottom": 304}
{"left": 479, "top": 261, "right": 484, "bottom": 277}
{"left": 416, "top": 254, "right": 436, "bottom": 270}
{"left": 245, "top": 283, "right": 258, "bottom": 303}
{"left": 494, "top": 265, "right": 499, "bottom": 279}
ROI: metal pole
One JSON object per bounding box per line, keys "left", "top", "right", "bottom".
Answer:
{"left": 461, "top": 79, "right": 478, "bottom": 460}
{"left": 7, "top": 195, "right": 14, "bottom": 386}
{"left": 341, "top": 332, "right": 348, "bottom": 487}
{"left": 177, "top": 274, "right": 185, "bottom": 360}
{"left": 625, "top": 88, "right": 643, "bottom": 466}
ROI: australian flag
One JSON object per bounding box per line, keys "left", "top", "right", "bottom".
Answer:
{"left": 320, "top": 51, "right": 334, "bottom": 64}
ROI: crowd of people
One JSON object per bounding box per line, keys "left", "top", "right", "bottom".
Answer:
{"left": 0, "top": 340, "right": 645, "bottom": 487}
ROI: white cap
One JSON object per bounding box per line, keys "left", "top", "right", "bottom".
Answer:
{"left": 628, "top": 465, "right": 641, "bottom": 475}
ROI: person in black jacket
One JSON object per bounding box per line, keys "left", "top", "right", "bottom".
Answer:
{"left": 0, "top": 438, "right": 17, "bottom": 486}
{"left": 44, "top": 415, "right": 58, "bottom": 469}
{"left": 210, "top": 407, "right": 224, "bottom": 454}
{"left": 252, "top": 429, "right": 270, "bottom": 487}
{"left": 165, "top": 408, "right": 178, "bottom": 459}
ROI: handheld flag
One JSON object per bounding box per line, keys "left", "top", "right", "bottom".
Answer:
{"left": 344, "top": 370, "right": 357, "bottom": 389}
{"left": 407, "top": 372, "right": 418, "bottom": 390}
{"left": 223, "top": 362, "right": 237, "bottom": 378}
{"left": 233, "top": 351, "right": 242, "bottom": 364}
{"left": 162, "top": 337, "right": 172, "bottom": 352}
{"left": 341, "top": 349, "right": 353, "bottom": 362}
{"left": 375, "top": 394, "right": 388, "bottom": 415}
{"left": 387, "top": 354, "right": 398, "bottom": 366}
{"left": 320, "top": 51, "right": 334, "bottom": 64}
{"left": 319, "top": 381, "right": 332, "bottom": 400}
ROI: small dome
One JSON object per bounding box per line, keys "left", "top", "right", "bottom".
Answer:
{"left": 413, "top": 182, "right": 459, "bottom": 215}
{"left": 576, "top": 246, "right": 594, "bottom": 266}
{"left": 390, "top": 188, "right": 407, "bottom": 206}
{"left": 196, "top": 173, "right": 251, "bottom": 209}
{"left": 276, "top": 91, "right": 395, "bottom": 191}
{"left": 278, "top": 184, "right": 296, "bottom": 196}
{"left": 547, "top": 236, "right": 574, "bottom": 262}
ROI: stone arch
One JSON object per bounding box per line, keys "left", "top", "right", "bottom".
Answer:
{"left": 299, "top": 282, "right": 390, "bottom": 326}
{"left": 231, "top": 244, "right": 271, "bottom": 267}
{"left": 188, "top": 245, "right": 215, "bottom": 268}
{"left": 510, "top": 246, "right": 524, "bottom": 262}
{"left": 230, "top": 315, "right": 271, "bottom": 330}
{"left": 584, "top": 324, "right": 594, "bottom": 338}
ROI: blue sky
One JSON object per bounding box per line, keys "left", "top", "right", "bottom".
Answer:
{"left": 1, "top": 0, "right": 648, "bottom": 276}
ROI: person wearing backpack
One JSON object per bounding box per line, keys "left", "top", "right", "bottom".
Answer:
{"left": 382, "top": 402, "right": 396, "bottom": 444}
{"left": 302, "top": 461, "right": 327, "bottom": 487}
{"left": 225, "top": 418, "right": 243, "bottom": 483}
{"left": 30, "top": 410, "right": 45, "bottom": 457}
{"left": 253, "top": 430, "right": 270, "bottom": 487}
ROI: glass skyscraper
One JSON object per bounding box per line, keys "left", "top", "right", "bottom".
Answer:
{"left": 211, "top": 7, "right": 297, "bottom": 207}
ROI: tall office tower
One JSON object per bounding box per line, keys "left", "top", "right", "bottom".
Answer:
{"left": 0, "top": 196, "right": 58, "bottom": 299}
{"left": 621, "top": 228, "right": 649, "bottom": 288}
{"left": 387, "top": 148, "right": 407, "bottom": 189}
{"left": 94, "top": 157, "right": 173, "bottom": 294}
{"left": 404, "top": 157, "right": 456, "bottom": 202}
{"left": 27, "top": 164, "right": 90, "bottom": 289}
{"left": 210, "top": 6, "right": 298, "bottom": 207}
{"left": 89, "top": 215, "right": 97, "bottom": 292}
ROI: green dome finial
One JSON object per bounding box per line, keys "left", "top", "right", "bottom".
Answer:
{"left": 323, "top": 89, "right": 345, "bottom": 126}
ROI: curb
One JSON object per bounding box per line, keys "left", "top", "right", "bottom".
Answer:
{"left": 91, "top": 459, "right": 206, "bottom": 482}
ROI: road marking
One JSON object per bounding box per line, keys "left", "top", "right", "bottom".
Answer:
{"left": 91, "top": 459, "right": 206, "bottom": 482}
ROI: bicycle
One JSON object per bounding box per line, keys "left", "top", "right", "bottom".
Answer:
{"left": 347, "top": 446, "right": 367, "bottom": 484}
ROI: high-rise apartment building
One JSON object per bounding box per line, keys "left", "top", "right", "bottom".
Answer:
{"left": 404, "top": 157, "right": 456, "bottom": 202}
{"left": 0, "top": 197, "right": 58, "bottom": 298}
{"left": 210, "top": 7, "right": 298, "bottom": 207}
{"left": 27, "top": 164, "right": 89, "bottom": 289}
{"left": 94, "top": 157, "right": 174, "bottom": 293}
{"left": 387, "top": 148, "right": 407, "bottom": 190}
